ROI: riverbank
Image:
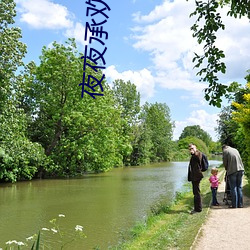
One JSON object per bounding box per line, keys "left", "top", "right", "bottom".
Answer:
{"left": 112, "top": 169, "right": 250, "bottom": 250}
{"left": 111, "top": 170, "right": 221, "bottom": 249}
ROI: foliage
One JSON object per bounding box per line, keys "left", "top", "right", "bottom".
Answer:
{"left": 231, "top": 82, "right": 250, "bottom": 176}
{"left": 112, "top": 79, "right": 140, "bottom": 165}
{"left": 112, "top": 79, "right": 140, "bottom": 123}
{"left": 23, "top": 39, "right": 127, "bottom": 175}
{"left": 189, "top": 0, "right": 250, "bottom": 107}
{"left": 140, "top": 102, "right": 174, "bottom": 162}
{"left": 178, "top": 136, "right": 209, "bottom": 156}
{"left": 0, "top": 0, "right": 49, "bottom": 182}
{"left": 129, "top": 122, "right": 153, "bottom": 166}
{"left": 112, "top": 81, "right": 174, "bottom": 165}
{"left": 179, "top": 125, "right": 212, "bottom": 146}
{"left": 0, "top": 0, "right": 27, "bottom": 108}
{"left": 171, "top": 148, "right": 191, "bottom": 161}
{"left": 214, "top": 71, "right": 250, "bottom": 176}
{"left": 209, "top": 141, "right": 222, "bottom": 154}
{"left": 216, "top": 106, "right": 240, "bottom": 147}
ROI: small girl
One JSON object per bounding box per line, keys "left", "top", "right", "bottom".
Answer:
{"left": 209, "top": 168, "right": 220, "bottom": 206}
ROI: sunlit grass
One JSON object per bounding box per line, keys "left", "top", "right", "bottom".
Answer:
{"left": 111, "top": 168, "right": 250, "bottom": 250}
{"left": 111, "top": 173, "right": 219, "bottom": 250}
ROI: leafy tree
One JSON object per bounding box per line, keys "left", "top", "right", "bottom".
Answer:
{"left": 140, "top": 102, "right": 174, "bottom": 162}
{"left": 112, "top": 79, "right": 140, "bottom": 123}
{"left": 24, "top": 39, "right": 126, "bottom": 175}
{"left": 190, "top": 0, "right": 250, "bottom": 107}
{"left": 0, "top": 0, "right": 27, "bottom": 109}
{"left": 216, "top": 106, "right": 240, "bottom": 147}
{"left": 216, "top": 72, "right": 250, "bottom": 151}
{"left": 129, "top": 122, "right": 153, "bottom": 166}
{"left": 209, "top": 141, "right": 222, "bottom": 155}
{"left": 112, "top": 79, "right": 140, "bottom": 165}
{"left": 179, "top": 125, "right": 212, "bottom": 146}
{"left": 231, "top": 81, "right": 250, "bottom": 176}
{"left": 213, "top": 71, "right": 250, "bottom": 179}
{"left": 171, "top": 141, "right": 190, "bottom": 161}
{"left": 0, "top": 0, "right": 47, "bottom": 182}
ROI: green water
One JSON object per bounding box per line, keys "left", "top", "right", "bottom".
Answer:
{"left": 0, "top": 160, "right": 221, "bottom": 249}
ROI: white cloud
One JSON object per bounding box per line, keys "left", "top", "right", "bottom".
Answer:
{"left": 104, "top": 65, "right": 155, "bottom": 102}
{"left": 64, "top": 22, "right": 89, "bottom": 46}
{"left": 16, "top": 0, "right": 94, "bottom": 48}
{"left": 130, "top": 0, "right": 205, "bottom": 96}
{"left": 16, "top": 0, "right": 92, "bottom": 48}
{"left": 132, "top": 1, "right": 176, "bottom": 23}
{"left": 214, "top": 7, "right": 250, "bottom": 81}
{"left": 173, "top": 110, "right": 219, "bottom": 141}
{"left": 130, "top": 0, "right": 250, "bottom": 95}
{"left": 16, "top": 0, "right": 73, "bottom": 29}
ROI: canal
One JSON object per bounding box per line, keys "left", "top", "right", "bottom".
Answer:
{"left": 0, "top": 160, "right": 221, "bottom": 249}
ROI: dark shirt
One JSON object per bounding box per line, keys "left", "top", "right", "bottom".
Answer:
{"left": 188, "top": 150, "right": 204, "bottom": 182}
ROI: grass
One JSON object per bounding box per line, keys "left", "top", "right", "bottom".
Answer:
{"left": 243, "top": 177, "right": 250, "bottom": 197}
{"left": 111, "top": 169, "right": 225, "bottom": 250}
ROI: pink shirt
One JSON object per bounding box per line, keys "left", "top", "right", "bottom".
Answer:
{"left": 209, "top": 175, "right": 219, "bottom": 188}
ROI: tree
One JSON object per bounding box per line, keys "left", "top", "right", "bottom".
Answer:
{"left": 129, "top": 122, "right": 153, "bottom": 166}
{"left": 0, "top": 0, "right": 27, "bottom": 109}
{"left": 24, "top": 39, "right": 127, "bottom": 175}
{"left": 0, "top": 0, "right": 48, "bottom": 182}
{"left": 190, "top": 0, "right": 250, "bottom": 107}
{"left": 231, "top": 79, "right": 250, "bottom": 176}
{"left": 179, "top": 125, "right": 212, "bottom": 146}
{"left": 112, "top": 79, "right": 140, "bottom": 165}
{"left": 140, "top": 102, "right": 174, "bottom": 162}
{"left": 112, "top": 79, "right": 140, "bottom": 124}
{"left": 216, "top": 106, "right": 240, "bottom": 147}
{"left": 216, "top": 72, "right": 250, "bottom": 149}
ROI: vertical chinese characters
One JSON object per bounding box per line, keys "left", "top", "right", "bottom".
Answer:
{"left": 79, "top": 0, "right": 111, "bottom": 99}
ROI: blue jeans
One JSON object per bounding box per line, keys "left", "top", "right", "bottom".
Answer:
{"left": 228, "top": 170, "right": 244, "bottom": 208}
{"left": 211, "top": 187, "right": 218, "bottom": 205}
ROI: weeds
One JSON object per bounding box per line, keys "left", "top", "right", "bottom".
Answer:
{"left": 1, "top": 214, "right": 86, "bottom": 250}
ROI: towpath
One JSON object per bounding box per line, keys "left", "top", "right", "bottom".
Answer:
{"left": 192, "top": 173, "right": 250, "bottom": 250}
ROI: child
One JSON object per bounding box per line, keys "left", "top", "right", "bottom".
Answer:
{"left": 209, "top": 168, "right": 220, "bottom": 206}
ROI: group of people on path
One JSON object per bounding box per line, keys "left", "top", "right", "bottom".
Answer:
{"left": 188, "top": 143, "right": 244, "bottom": 214}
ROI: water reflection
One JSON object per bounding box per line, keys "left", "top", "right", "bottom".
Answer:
{"left": 0, "top": 160, "right": 221, "bottom": 249}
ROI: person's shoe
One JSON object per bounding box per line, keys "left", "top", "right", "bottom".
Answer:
{"left": 190, "top": 209, "right": 201, "bottom": 214}
{"left": 228, "top": 205, "right": 236, "bottom": 208}
{"left": 238, "top": 205, "right": 243, "bottom": 208}
{"left": 212, "top": 203, "right": 220, "bottom": 206}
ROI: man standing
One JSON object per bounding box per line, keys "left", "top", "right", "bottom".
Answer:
{"left": 188, "top": 143, "right": 204, "bottom": 214}
{"left": 222, "top": 144, "right": 244, "bottom": 208}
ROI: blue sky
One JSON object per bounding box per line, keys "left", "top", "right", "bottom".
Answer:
{"left": 14, "top": 0, "right": 250, "bottom": 141}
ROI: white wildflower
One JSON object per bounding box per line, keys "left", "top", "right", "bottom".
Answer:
{"left": 42, "top": 227, "right": 50, "bottom": 231}
{"left": 51, "top": 228, "right": 58, "bottom": 233}
{"left": 26, "top": 236, "right": 34, "bottom": 241}
{"left": 58, "top": 214, "right": 65, "bottom": 217}
{"left": 75, "top": 225, "right": 83, "bottom": 232}
{"left": 6, "top": 240, "right": 17, "bottom": 245}
{"left": 17, "top": 241, "right": 25, "bottom": 246}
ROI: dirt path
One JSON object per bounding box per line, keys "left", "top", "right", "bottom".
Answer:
{"left": 192, "top": 174, "right": 250, "bottom": 250}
